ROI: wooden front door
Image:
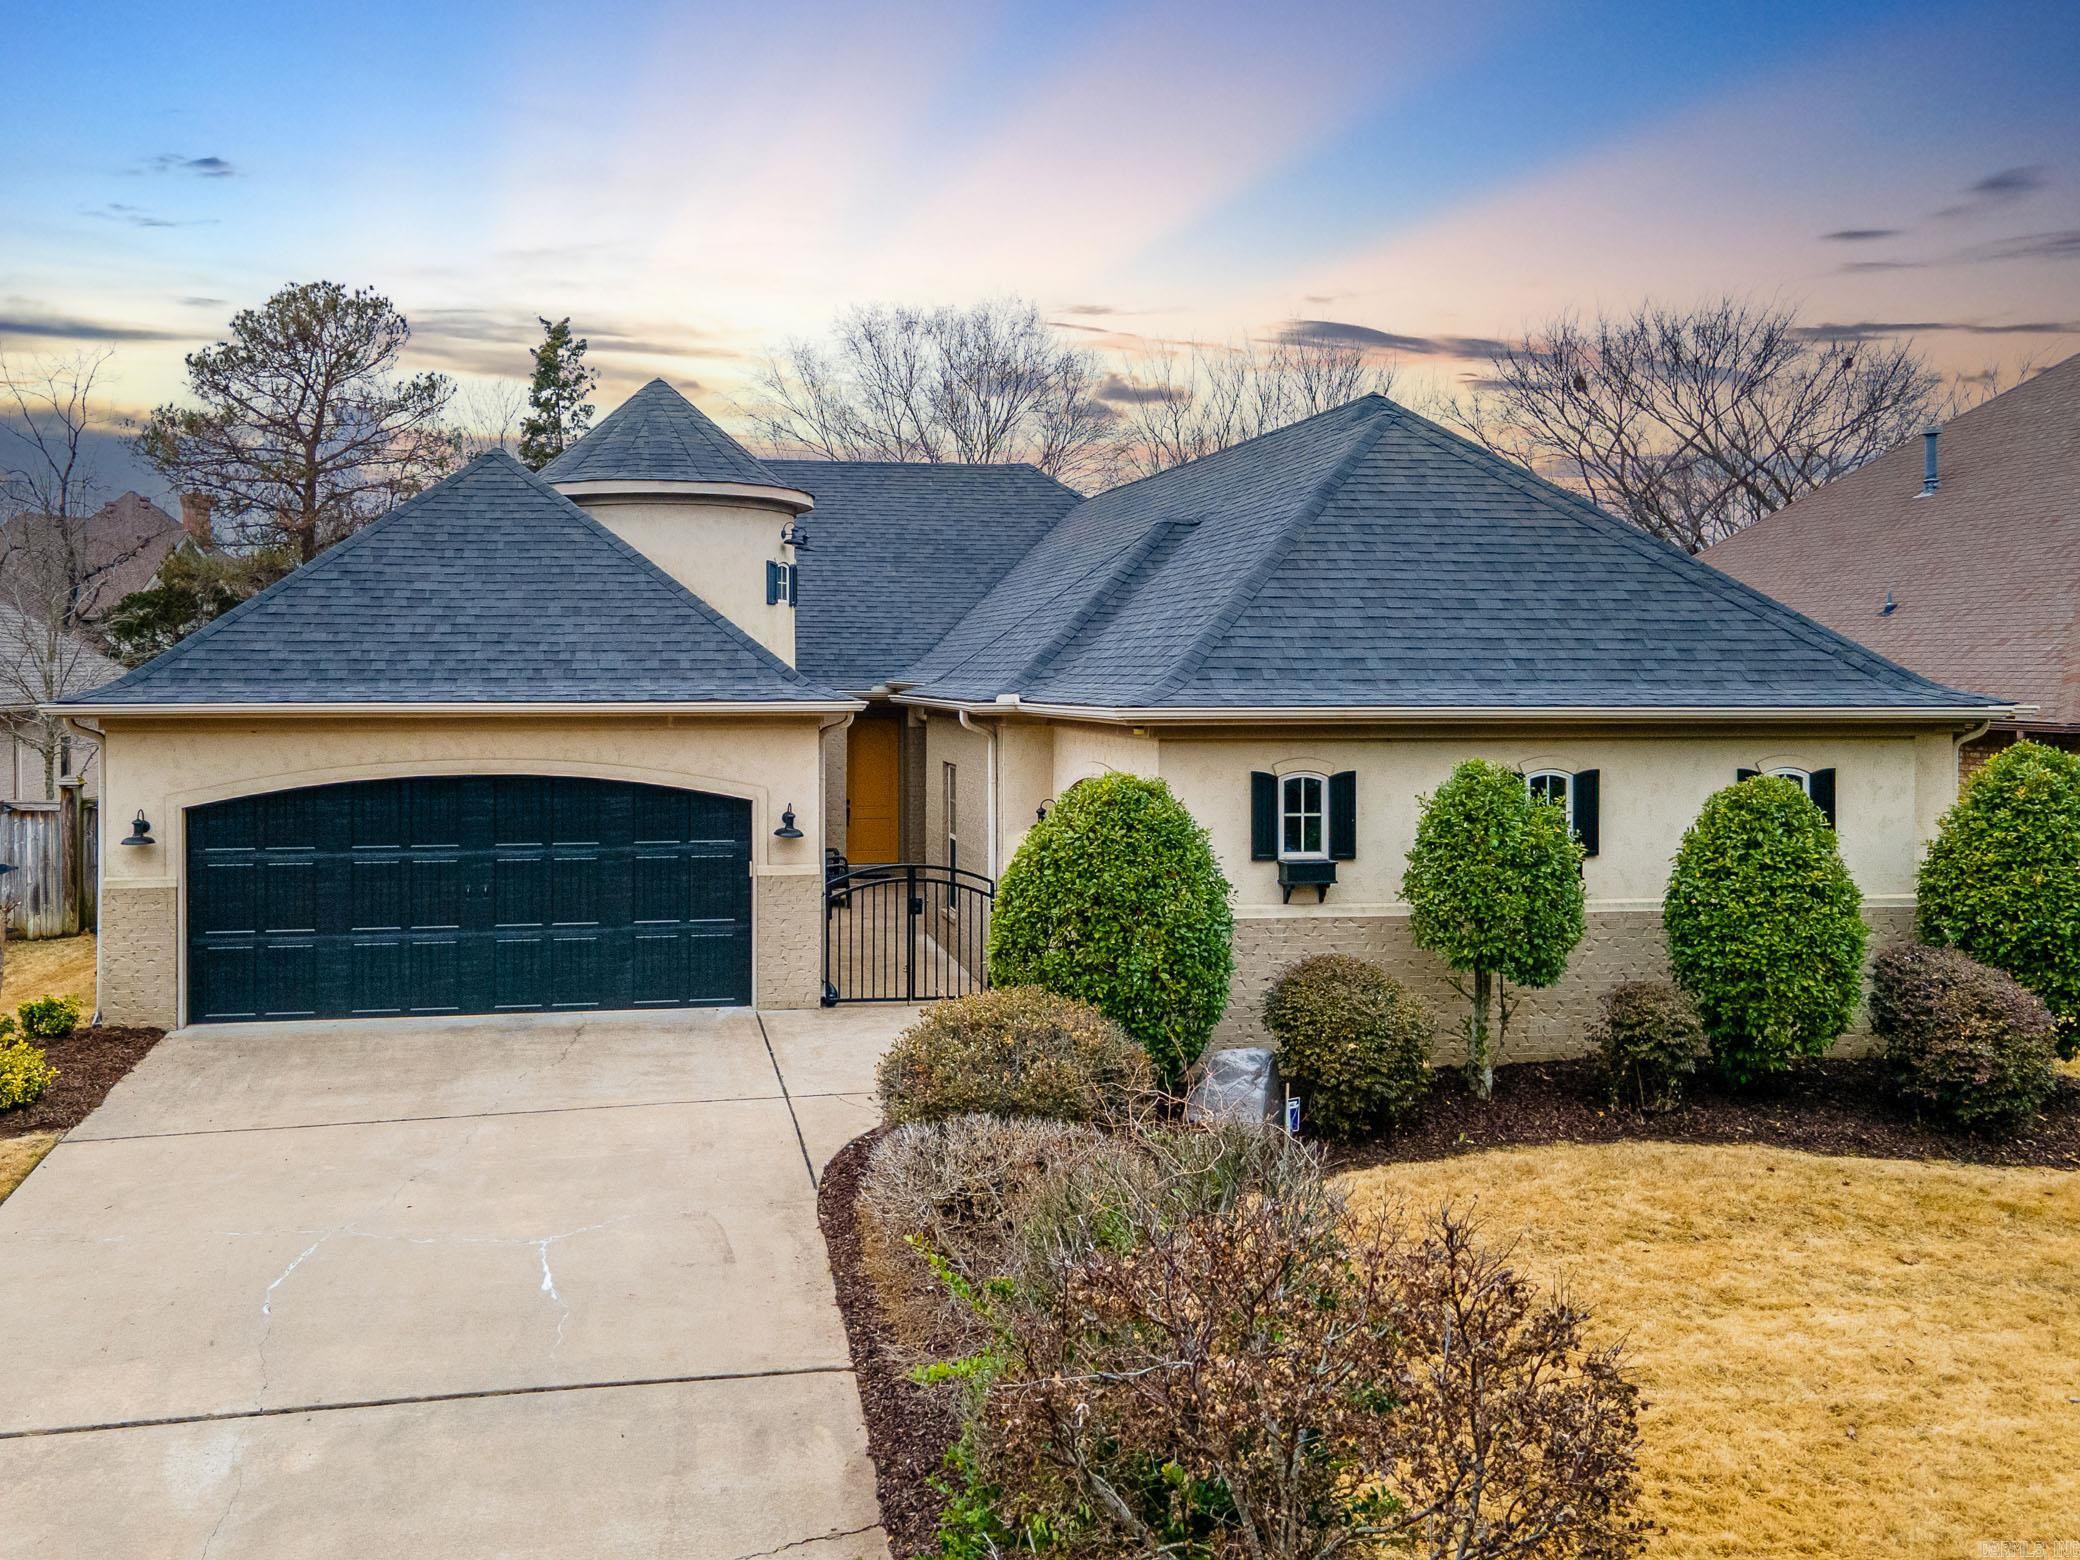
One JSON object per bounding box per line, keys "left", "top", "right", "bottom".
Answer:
{"left": 847, "top": 720, "right": 902, "bottom": 864}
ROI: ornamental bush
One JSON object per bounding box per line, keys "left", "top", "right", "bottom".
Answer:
{"left": 1590, "top": 980, "right": 1710, "bottom": 1113}
{"left": 988, "top": 774, "right": 1234, "bottom": 1087}
{"left": 1664, "top": 776, "right": 1866, "bottom": 1083}
{"left": 0, "top": 1021, "right": 58, "bottom": 1111}
{"left": 874, "top": 986, "right": 1153, "bottom": 1127}
{"left": 1262, "top": 954, "right": 1435, "bottom": 1140}
{"left": 17, "top": 994, "right": 82, "bottom": 1041}
{"left": 1401, "top": 759, "right": 1585, "bottom": 1098}
{"left": 1918, "top": 741, "right": 2080, "bottom": 1056}
{"left": 1869, "top": 942, "right": 2058, "bottom": 1132}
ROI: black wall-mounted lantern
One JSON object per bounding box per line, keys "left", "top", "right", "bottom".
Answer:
{"left": 780, "top": 520, "right": 810, "bottom": 551}
{"left": 122, "top": 810, "right": 155, "bottom": 846}
{"left": 1035, "top": 797, "right": 1054, "bottom": 822}
{"left": 774, "top": 804, "right": 804, "bottom": 840}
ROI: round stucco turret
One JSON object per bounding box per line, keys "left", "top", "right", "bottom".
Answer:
{"left": 543, "top": 379, "right": 813, "bottom": 664}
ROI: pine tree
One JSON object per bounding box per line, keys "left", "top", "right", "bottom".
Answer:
{"left": 517, "top": 317, "right": 598, "bottom": 470}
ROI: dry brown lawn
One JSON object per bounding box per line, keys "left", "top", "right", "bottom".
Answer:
{"left": 0, "top": 1130, "right": 59, "bottom": 1202}
{"left": 1341, "top": 1142, "right": 2080, "bottom": 1558}
{"left": 0, "top": 931, "right": 95, "bottom": 1014}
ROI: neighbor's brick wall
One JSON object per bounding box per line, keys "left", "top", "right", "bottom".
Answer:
{"left": 1216, "top": 905, "right": 1915, "bottom": 1065}
{"left": 99, "top": 883, "right": 178, "bottom": 1028}
{"left": 756, "top": 871, "right": 825, "bottom": 1009}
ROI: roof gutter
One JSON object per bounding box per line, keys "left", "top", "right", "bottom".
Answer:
{"left": 48, "top": 699, "right": 867, "bottom": 719}
{"left": 894, "top": 693, "right": 2015, "bottom": 726}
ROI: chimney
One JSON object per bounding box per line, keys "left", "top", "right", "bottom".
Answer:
{"left": 179, "top": 492, "right": 214, "bottom": 545}
{"left": 1918, "top": 427, "right": 1940, "bottom": 497}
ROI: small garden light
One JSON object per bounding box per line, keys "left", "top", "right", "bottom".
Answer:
{"left": 774, "top": 804, "right": 803, "bottom": 840}
{"left": 122, "top": 810, "right": 156, "bottom": 846}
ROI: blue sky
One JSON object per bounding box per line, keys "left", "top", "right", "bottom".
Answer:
{"left": 5, "top": 0, "right": 2077, "bottom": 478}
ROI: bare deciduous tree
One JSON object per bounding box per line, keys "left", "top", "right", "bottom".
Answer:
{"left": 446, "top": 376, "right": 531, "bottom": 462}
{"left": 749, "top": 299, "right": 1120, "bottom": 490}
{"left": 1438, "top": 298, "right": 1939, "bottom": 553}
{"left": 1105, "top": 334, "right": 1397, "bottom": 480}
{"left": 138, "top": 282, "right": 455, "bottom": 565}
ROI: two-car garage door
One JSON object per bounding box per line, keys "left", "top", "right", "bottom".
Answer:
{"left": 185, "top": 775, "right": 753, "bottom": 1023}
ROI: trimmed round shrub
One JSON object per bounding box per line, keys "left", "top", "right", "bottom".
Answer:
{"left": 874, "top": 986, "right": 1153, "bottom": 1127}
{"left": 1918, "top": 741, "right": 2080, "bottom": 1056}
{"left": 17, "top": 994, "right": 81, "bottom": 1041}
{"left": 1664, "top": 776, "right": 1867, "bottom": 1083}
{"left": 1261, "top": 954, "right": 1435, "bottom": 1140}
{"left": 988, "top": 773, "right": 1234, "bottom": 1086}
{"left": 0, "top": 1030, "right": 58, "bottom": 1111}
{"left": 1869, "top": 942, "right": 2058, "bottom": 1132}
{"left": 1590, "top": 980, "right": 1709, "bottom": 1113}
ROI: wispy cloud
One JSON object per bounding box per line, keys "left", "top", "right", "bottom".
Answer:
{"left": 1795, "top": 318, "right": 2080, "bottom": 342}
{"left": 139, "top": 152, "right": 239, "bottom": 178}
{"left": 0, "top": 311, "right": 186, "bottom": 343}
{"left": 1278, "top": 319, "right": 1508, "bottom": 358}
{"left": 85, "top": 202, "right": 216, "bottom": 230}
{"left": 1821, "top": 228, "right": 1901, "bottom": 242}
{"left": 1933, "top": 163, "right": 2048, "bottom": 219}
{"left": 1093, "top": 374, "right": 1188, "bottom": 405}
{"left": 1838, "top": 227, "right": 2080, "bottom": 273}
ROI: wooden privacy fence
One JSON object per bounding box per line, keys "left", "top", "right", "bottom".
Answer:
{"left": 0, "top": 780, "right": 98, "bottom": 939}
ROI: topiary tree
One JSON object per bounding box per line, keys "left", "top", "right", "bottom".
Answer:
{"left": 989, "top": 773, "right": 1234, "bottom": 1087}
{"left": 1664, "top": 776, "right": 1866, "bottom": 1083}
{"left": 1401, "top": 759, "right": 1586, "bottom": 1099}
{"left": 1918, "top": 741, "right": 2080, "bottom": 1057}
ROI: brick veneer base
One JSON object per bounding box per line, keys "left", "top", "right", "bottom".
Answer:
{"left": 1214, "top": 905, "right": 1916, "bottom": 1065}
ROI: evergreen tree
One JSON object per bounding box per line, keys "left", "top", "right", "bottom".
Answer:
{"left": 518, "top": 317, "right": 598, "bottom": 470}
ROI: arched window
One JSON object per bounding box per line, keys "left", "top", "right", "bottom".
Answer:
{"left": 1279, "top": 772, "right": 1328, "bottom": 860}
{"left": 1525, "top": 768, "right": 1573, "bottom": 829}
{"left": 1768, "top": 766, "right": 1812, "bottom": 797}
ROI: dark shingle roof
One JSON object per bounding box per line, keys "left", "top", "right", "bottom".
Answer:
{"left": 766, "top": 460, "right": 1081, "bottom": 690}
{"left": 539, "top": 378, "right": 793, "bottom": 491}
{"left": 903, "top": 397, "right": 2003, "bottom": 713}
{"left": 1705, "top": 353, "right": 2080, "bottom": 725}
{"left": 66, "top": 452, "right": 842, "bottom": 707}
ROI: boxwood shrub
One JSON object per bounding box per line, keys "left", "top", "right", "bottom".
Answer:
{"left": 1869, "top": 942, "right": 2057, "bottom": 1132}
{"left": 1664, "top": 776, "right": 1866, "bottom": 1083}
{"left": 1918, "top": 741, "right": 2080, "bottom": 1056}
{"left": 1262, "top": 954, "right": 1435, "bottom": 1140}
{"left": 874, "top": 986, "right": 1153, "bottom": 1126}
{"left": 0, "top": 1021, "right": 57, "bottom": 1111}
{"left": 1589, "top": 980, "right": 1710, "bottom": 1113}
{"left": 17, "top": 994, "right": 81, "bottom": 1041}
{"left": 988, "top": 774, "right": 1233, "bottom": 1087}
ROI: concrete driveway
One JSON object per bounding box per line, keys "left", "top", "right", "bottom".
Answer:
{"left": 0, "top": 1004, "right": 909, "bottom": 1558}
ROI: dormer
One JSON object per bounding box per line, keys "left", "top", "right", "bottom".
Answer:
{"left": 543, "top": 379, "right": 813, "bottom": 664}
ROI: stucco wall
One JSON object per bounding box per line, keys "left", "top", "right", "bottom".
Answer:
{"left": 920, "top": 712, "right": 995, "bottom": 877}
{"left": 95, "top": 714, "right": 828, "bottom": 1027}
{"left": 563, "top": 495, "right": 796, "bottom": 664}
{"left": 821, "top": 721, "right": 848, "bottom": 857}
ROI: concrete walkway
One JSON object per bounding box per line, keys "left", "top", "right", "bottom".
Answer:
{"left": 0, "top": 1003, "right": 917, "bottom": 1559}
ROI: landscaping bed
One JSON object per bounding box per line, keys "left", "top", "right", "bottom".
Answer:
{"left": 0, "top": 1025, "right": 165, "bottom": 1140}
{"left": 1334, "top": 1054, "right": 2080, "bottom": 1173}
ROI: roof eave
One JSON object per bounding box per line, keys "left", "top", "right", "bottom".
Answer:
{"left": 892, "top": 693, "right": 2015, "bottom": 726}
{"left": 50, "top": 698, "right": 865, "bottom": 719}
{"left": 549, "top": 478, "right": 814, "bottom": 514}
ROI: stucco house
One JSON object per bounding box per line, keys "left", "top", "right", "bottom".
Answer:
{"left": 58, "top": 380, "right": 2009, "bottom": 1053}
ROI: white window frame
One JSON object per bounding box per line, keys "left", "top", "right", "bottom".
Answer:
{"left": 1768, "top": 766, "right": 1812, "bottom": 797}
{"left": 1525, "top": 768, "right": 1573, "bottom": 830}
{"left": 1278, "top": 771, "right": 1329, "bottom": 861}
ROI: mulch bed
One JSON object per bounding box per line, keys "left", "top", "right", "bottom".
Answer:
{"left": 0, "top": 1026, "right": 166, "bottom": 1139}
{"left": 819, "top": 1129, "right": 960, "bottom": 1559}
{"left": 1332, "top": 1056, "right": 2080, "bottom": 1173}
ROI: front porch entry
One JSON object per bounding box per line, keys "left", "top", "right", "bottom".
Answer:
{"left": 844, "top": 717, "right": 902, "bottom": 865}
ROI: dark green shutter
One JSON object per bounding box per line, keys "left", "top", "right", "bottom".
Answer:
{"left": 1328, "top": 770, "right": 1357, "bottom": 860}
{"left": 1250, "top": 772, "right": 1277, "bottom": 860}
{"left": 1736, "top": 767, "right": 1759, "bottom": 783}
{"left": 1809, "top": 767, "right": 1837, "bottom": 827}
{"left": 765, "top": 560, "right": 782, "bottom": 605}
{"left": 1572, "top": 768, "right": 1600, "bottom": 857}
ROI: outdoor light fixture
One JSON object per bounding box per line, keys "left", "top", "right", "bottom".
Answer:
{"left": 122, "top": 810, "right": 155, "bottom": 846}
{"left": 1035, "top": 797, "right": 1053, "bottom": 822}
{"left": 774, "top": 805, "right": 804, "bottom": 840}
{"left": 780, "top": 521, "right": 810, "bottom": 551}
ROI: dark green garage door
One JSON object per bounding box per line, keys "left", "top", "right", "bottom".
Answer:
{"left": 186, "top": 776, "right": 752, "bottom": 1023}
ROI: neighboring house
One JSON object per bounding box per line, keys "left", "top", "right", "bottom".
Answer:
{"left": 1705, "top": 353, "right": 2079, "bottom": 780}
{"left": 0, "top": 603, "right": 122, "bottom": 799}
{"left": 59, "top": 379, "right": 2007, "bottom": 1055}
{"left": 0, "top": 491, "right": 191, "bottom": 623}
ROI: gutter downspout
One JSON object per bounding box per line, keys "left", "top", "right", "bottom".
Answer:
{"left": 58, "top": 714, "right": 107, "bottom": 1026}
{"left": 956, "top": 709, "right": 998, "bottom": 879}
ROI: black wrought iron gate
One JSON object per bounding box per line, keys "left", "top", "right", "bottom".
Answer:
{"left": 823, "top": 863, "right": 994, "bottom": 1004}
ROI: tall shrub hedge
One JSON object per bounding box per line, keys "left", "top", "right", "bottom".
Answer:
{"left": 1664, "top": 776, "right": 1866, "bottom": 1081}
{"left": 1918, "top": 740, "right": 2080, "bottom": 1055}
{"left": 988, "top": 773, "right": 1234, "bottom": 1086}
